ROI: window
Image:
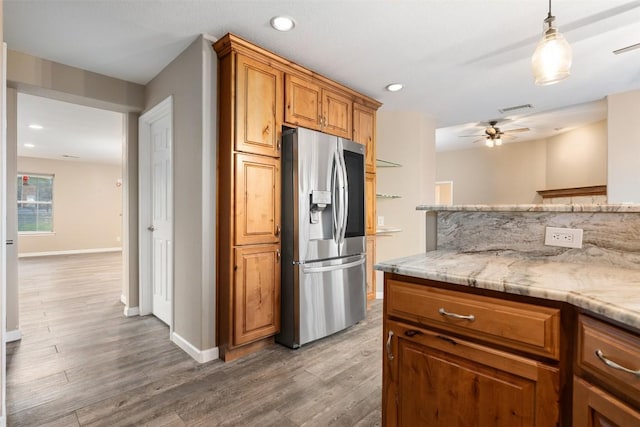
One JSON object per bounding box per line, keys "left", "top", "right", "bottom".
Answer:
{"left": 17, "top": 174, "right": 54, "bottom": 233}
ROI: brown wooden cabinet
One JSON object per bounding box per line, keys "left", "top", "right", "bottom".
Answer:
{"left": 383, "top": 275, "right": 562, "bottom": 426}
{"left": 573, "top": 377, "right": 640, "bottom": 427}
{"left": 234, "top": 245, "right": 281, "bottom": 346}
{"left": 285, "top": 74, "right": 352, "bottom": 139}
{"left": 366, "top": 236, "right": 376, "bottom": 301}
{"left": 353, "top": 103, "right": 376, "bottom": 173}
{"left": 215, "top": 33, "right": 380, "bottom": 360}
{"left": 235, "top": 54, "right": 283, "bottom": 157}
{"left": 365, "top": 172, "right": 376, "bottom": 236}
{"left": 574, "top": 315, "right": 640, "bottom": 425}
{"left": 385, "top": 319, "right": 559, "bottom": 426}
{"left": 234, "top": 154, "right": 281, "bottom": 246}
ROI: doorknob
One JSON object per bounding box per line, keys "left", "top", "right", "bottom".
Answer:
{"left": 147, "top": 225, "right": 155, "bottom": 232}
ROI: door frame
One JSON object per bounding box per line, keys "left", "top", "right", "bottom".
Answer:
{"left": 138, "top": 96, "right": 174, "bottom": 331}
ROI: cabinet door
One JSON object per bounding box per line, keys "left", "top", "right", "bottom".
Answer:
{"left": 235, "top": 154, "right": 281, "bottom": 245}
{"left": 366, "top": 236, "right": 376, "bottom": 301}
{"left": 235, "top": 55, "right": 283, "bottom": 157}
{"left": 383, "top": 320, "right": 559, "bottom": 427}
{"left": 234, "top": 245, "right": 281, "bottom": 345}
{"left": 573, "top": 377, "right": 640, "bottom": 427}
{"left": 322, "top": 88, "right": 352, "bottom": 139}
{"left": 284, "top": 74, "right": 321, "bottom": 131}
{"left": 353, "top": 103, "right": 376, "bottom": 173}
{"left": 365, "top": 173, "right": 376, "bottom": 236}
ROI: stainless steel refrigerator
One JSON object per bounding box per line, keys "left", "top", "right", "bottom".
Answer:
{"left": 276, "top": 127, "right": 367, "bottom": 349}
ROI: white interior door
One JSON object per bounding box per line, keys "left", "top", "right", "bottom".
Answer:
{"left": 150, "top": 115, "right": 172, "bottom": 325}
{"left": 139, "top": 97, "right": 173, "bottom": 328}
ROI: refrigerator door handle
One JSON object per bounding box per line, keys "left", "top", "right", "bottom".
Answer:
{"left": 331, "top": 151, "right": 340, "bottom": 243}
{"left": 301, "top": 255, "right": 366, "bottom": 274}
{"left": 338, "top": 140, "right": 349, "bottom": 245}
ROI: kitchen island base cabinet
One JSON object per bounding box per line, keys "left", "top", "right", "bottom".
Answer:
{"left": 384, "top": 320, "right": 559, "bottom": 427}
{"left": 573, "top": 377, "right": 640, "bottom": 427}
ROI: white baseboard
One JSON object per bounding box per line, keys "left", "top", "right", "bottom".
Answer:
{"left": 171, "top": 332, "right": 219, "bottom": 363}
{"left": 123, "top": 306, "right": 139, "bottom": 317}
{"left": 120, "top": 294, "right": 127, "bottom": 305}
{"left": 376, "top": 291, "right": 384, "bottom": 300}
{"left": 5, "top": 329, "right": 22, "bottom": 343}
{"left": 19, "top": 247, "right": 122, "bottom": 258}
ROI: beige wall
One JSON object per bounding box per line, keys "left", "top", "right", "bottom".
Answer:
{"left": 376, "top": 111, "right": 436, "bottom": 266}
{"left": 144, "top": 35, "right": 217, "bottom": 351}
{"left": 546, "top": 120, "right": 607, "bottom": 190}
{"left": 122, "top": 113, "right": 139, "bottom": 308}
{"left": 436, "top": 139, "right": 547, "bottom": 204}
{"left": 7, "top": 49, "right": 144, "bottom": 113}
{"left": 6, "top": 88, "right": 18, "bottom": 334}
{"left": 608, "top": 88, "right": 640, "bottom": 203}
{"left": 17, "top": 157, "right": 122, "bottom": 254}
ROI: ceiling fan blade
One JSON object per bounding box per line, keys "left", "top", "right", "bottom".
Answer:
{"left": 503, "top": 127, "right": 530, "bottom": 133}
{"left": 459, "top": 134, "right": 485, "bottom": 137}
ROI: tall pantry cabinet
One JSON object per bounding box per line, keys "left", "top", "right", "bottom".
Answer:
{"left": 214, "top": 34, "right": 381, "bottom": 361}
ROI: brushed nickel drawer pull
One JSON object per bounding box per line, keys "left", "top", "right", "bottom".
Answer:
{"left": 386, "top": 330, "right": 394, "bottom": 361}
{"left": 439, "top": 308, "right": 475, "bottom": 322}
{"left": 595, "top": 349, "right": 640, "bottom": 377}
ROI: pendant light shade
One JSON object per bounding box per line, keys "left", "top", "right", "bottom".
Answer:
{"left": 531, "top": 1, "right": 572, "bottom": 85}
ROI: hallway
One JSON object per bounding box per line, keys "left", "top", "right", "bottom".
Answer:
{"left": 6, "top": 252, "right": 382, "bottom": 426}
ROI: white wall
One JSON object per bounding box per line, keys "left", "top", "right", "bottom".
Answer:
{"left": 144, "top": 35, "right": 217, "bottom": 354}
{"left": 546, "top": 120, "right": 607, "bottom": 190}
{"left": 436, "top": 139, "right": 547, "bottom": 204}
{"left": 376, "top": 111, "right": 436, "bottom": 264}
{"left": 608, "top": 89, "right": 640, "bottom": 203}
{"left": 17, "top": 157, "right": 122, "bottom": 254}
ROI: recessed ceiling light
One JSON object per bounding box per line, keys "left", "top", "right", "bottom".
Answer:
{"left": 385, "top": 83, "right": 404, "bottom": 92}
{"left": 270, "top": 16, "right": 295, "bottom": 32}
{"left": 28, "top": 124, "right": 43, "bottom": 130}
{"left": 24, "top": 143, "right": 35, "bottom": 148}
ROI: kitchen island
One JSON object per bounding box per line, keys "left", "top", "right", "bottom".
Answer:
{"left": 376, "top": 204, "right": 640, "bottom": 426}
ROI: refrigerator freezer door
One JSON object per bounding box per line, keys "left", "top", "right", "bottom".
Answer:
{"left": 298, "top": 254, "right": 366, "bottom": 347}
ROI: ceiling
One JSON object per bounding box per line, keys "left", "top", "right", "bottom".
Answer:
{"left": 5, "top": 0, "right": 640, "bottom": 153}
{"left": 17, "top": 93, "right": 123, "bottom": 165}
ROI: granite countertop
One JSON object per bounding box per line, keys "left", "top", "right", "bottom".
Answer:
{"left": 415, "top": 204, "right": 640, "bottom": 213}
{"left": 375, "top": 250, "right": 640, "bottom": 330}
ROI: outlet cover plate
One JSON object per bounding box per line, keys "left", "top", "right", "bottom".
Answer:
{"left": 545, "top": 226, "right": 583, "bottom": 249}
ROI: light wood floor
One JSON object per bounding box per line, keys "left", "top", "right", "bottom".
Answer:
{"left": 7, "top": 252, "right": 382, "bottom": 426}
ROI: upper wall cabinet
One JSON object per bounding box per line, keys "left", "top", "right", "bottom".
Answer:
{"left": 236, "top": 55, "right": 283, "bottom": 157}
{"left": 285, "top": 74, "right": 353, "bottom": 139}
{"left": 353, "top": 103, "right": 376, "bottom": 173}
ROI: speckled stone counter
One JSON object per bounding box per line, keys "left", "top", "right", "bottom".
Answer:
{"left": 375, "top": 251, "right": 640, "bottom": 331}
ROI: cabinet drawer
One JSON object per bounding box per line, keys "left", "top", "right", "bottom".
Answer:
{"left": 386, "top": 279, "right": 561, "bottom": 359}
{"left": 577, "top": 315, "right": 640, "bottom": 407}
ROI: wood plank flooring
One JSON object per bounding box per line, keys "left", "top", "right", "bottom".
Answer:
{"left": 7, "top": 253, "right": 382, "bottom": 426}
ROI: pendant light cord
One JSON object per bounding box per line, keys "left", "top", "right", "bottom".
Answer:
{"left": 548, "top": 0, "right": 552, "bottom": 19}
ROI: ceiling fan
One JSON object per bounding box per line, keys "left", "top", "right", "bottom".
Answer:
{"left": 461, "top": 120, "right": 530, "bottom": 147}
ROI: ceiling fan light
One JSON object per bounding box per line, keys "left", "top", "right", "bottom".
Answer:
{"left": 485, "top": 138, "right": 494, "bottom": 148}
{"left": 494, "top": 137, "right": 503, "bottom": 146}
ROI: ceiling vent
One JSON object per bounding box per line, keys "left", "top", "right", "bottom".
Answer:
{"left": 62, "top": 154, "right": 80, "bottom": 159}
{"left": 498, "top": 104, "right": 533, "bottom": 114}
{"left": 613, "top": 42, "right": 640, "bottom": 55}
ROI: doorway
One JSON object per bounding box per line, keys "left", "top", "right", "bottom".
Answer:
{"left": 138, "top": 96, "right": 173, "bottom": 328}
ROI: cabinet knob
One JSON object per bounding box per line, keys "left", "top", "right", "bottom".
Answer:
{"left": 276, "top": 249, "right": 281, "bottom": 263}
{"left": 275, "top": 225, "right": 281, "bottom": 237}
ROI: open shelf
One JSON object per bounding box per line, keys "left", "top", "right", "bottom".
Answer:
{"left": 376, "top": 227, "right": 402, "bottom": 235}
{"left": 376, "top": 158, "right": 402, "bottom": 168}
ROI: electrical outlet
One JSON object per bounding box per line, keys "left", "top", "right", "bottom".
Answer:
{"left": 544, "top": 227, "right": 583, "bottom": 249}
{"left": 377, "top": 216, "right": 385, "bottom": 226}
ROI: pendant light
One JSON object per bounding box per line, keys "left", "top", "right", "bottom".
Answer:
{"left": 531, "top": 0, "right": 572, "bottom": 85}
